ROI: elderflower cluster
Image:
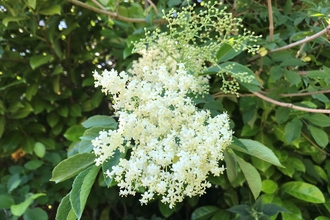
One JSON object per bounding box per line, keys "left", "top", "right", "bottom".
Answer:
{"left": 134, "top": 2, "right": 261, "bottom": 94}
{"left": 92, "top": 59, "right": 232, "bottom": 208}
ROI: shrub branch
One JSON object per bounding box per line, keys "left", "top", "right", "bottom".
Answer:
{"left": 249, "top": 24, "right": 330, "bottom": 62}
{"left": 252, "top": 91, "right": 330, "bottom": 113}
{"left": 68, "top": 0, "right": 165, "bottom": 24}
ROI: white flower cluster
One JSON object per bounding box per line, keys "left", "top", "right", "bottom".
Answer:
{"left": 92, "top": 56, "right": 233, "bottom": 208}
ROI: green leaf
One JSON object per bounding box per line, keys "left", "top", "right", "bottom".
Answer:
{"left": 216, "top": 44, "right": 242, "bottom": 62}
{"left": 275, "top": 107, "right": 290, "bottom": 124}
{"left": 70, "top": 165, "right": 100, "bottom": 219}
{"left": 34, "top": 142, "right": 46, "bottom": 158}
{"left": 229, "top": 137, "right": 249, "bottom": 152}
{"left": 82, "top": 115, "right": 118, "bottom": 129}
{"left": 235, "top": 139, "right": 283, "bottom": 167}
{"left": 167, "top": 0, "right": 181, "bottom": 7}
{"left": 0, "top": 116, "right": 5, "bottom": 139}
{"left": 307, "top": 70, "right": 329, "bottom": 78}
{"left": 11, "top": 193, "right": 46, "bottom": 216}
{"left": 218, "top": 62, "right": 261, "bottom": 92}
{"left": 224, "top": 150, "right": 238, "bottom": 184}
{"left": 23, "top": 208, "right": 48, "bottom": 220}
{"left": 262, "top": 204, "right": 289, "bottom": 216}
{"left": 64, "top": 125, "right": 86, "bottom": 142}
{"left": 158, "top": 201, "right": 174, "bottom": 218}
{"left": 269, "top": 66, "right": 283, "bottom": 82}
{"left": 55, "top": 193, "right": 77, "bottom": 220}
{"left": 102, "top": 149, "right": 122, "bottom": 187}
{"left": 262, "top": 179, "right": 278, "bottom": 194}
{"left": 2, "top": 17, "right": 27, "bottom": 27}
{"left": 26, "top": 83, "right": 38, "bottom": 101}
{"left": 28, "top": 0, "right": 36, "bottom": 9}
{"left": 234, "top": 154, "right": 261, "bottom": 199}
{"left": 302, "top": 114, "right": 330, "bottom": 127}
{"left": 191, "top": 206, "right": 219, "bottom": 220}
{"left": 58, "top": 106, "right": 69, "bottom": 117}
{"left": 7, "top": 173, "right": 21, "bottom": 192}
{"left": 0, "top": 195, "right": 14, "bottom": 208}
{"left": 24, "top": 160, "right": 43, "bottom": 170}
{"left": 210, "top": 210, "right": 231, "bottom": 220}
{"left": 227, "top": 204, "right": 251, "bottom": 215}
{"left": 47, "top": 112, "right": 59, "bottom": 128}
{"left": 30, "top": 55, "right": 53, "bottom": 69}
{"left": 307, "top": 125, "right": 328, "bottom": 148}
{"left": 50, "top": 153, "right": 95, "bottom": 183}
{"left": 39, "top": 5, "right": 61, "bottom": 15}
{"left": 285, "top": 118, "right": 302, "bottom": 143}
{"left": 282, "top": 181, "right": 325, "bottom": 203}
{"left": 284, "top": 70, "right": 301, "bottom": 85}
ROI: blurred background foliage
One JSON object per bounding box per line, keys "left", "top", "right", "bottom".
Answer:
{"left": 0, "top": 0, "right": 330, "bottom": 219}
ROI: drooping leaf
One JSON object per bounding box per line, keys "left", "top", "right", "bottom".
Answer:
{"left": 234, "top": 153, "right": 262, "bottom": 199}
{"left": 224, "top": 149, "right": 238, "bottom": 184}
{"left": 50, "top": 153, "right": 95, "bottom": 183}
{"left": 11, "top": 193, "right": 46, "bottom": 216}
{"left": 234, "top": 139, "right": 283, "bottom": 167}
{"left": 70, "top": 165, "right": 100, "bottom": 219}
{"left": 282, "top": 181, "right": 325, "bottom": 203}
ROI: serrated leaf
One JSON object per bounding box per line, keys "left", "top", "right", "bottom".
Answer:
{"left": 30, "top": 55, "right": 53, "bottom": 69}
{"left": 70, "top": 165, "right": 100, "bottom": 219}
{"left": 55, "top": 193, "right": 76, "bottom": 220}
{"left": 282, "top": 181, "right": 325, "bottom": 203}
{"left": 50, "top": 153, "right": 95, "bottom": 183}
{"left": 234, "top": 154, "right": 261, "bottom": 199}
{"left": 235, "top": 139, "right": 283, "bottom": 167}
{"left": 191, "top": 206, "right": 219, "bottom": 220}
{"left": 285, "top": 118, "right": 302, "bottom": 143}
{"left": 39, "top": 5, "right": 61, "bottom": 15}
{"left": 11, "top": 193, "right": 46, "bottom": 216}
{"left": 307, "top": 125, "right": 328, "bottom": 148}
{"left": 82, "top": 115, "right": 118, "bottom": 129}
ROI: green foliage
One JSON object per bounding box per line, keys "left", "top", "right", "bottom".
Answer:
{"left": 1, "top": 0, "right": 330, "bottom": 219}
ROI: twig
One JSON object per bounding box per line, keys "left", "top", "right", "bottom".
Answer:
{"left": 67, "top": 0, "right": 166, "bottom": 24}
{"left": 295, "top": 40, "right": 306, "bottom": 58}
{"left": 145, "top": 0, "right": 159, "bottom": 14}
{"left": 91, "top": 0, "right": 106, "bottom": 10}
{"left": 213, "top": 89, "right": 330, "bottom": 99}
{"left": 249, "top": 24, "right": 330, "bottom": 62}
{"left": 301, "top": 132, "right": 330, "bottom": 156}
{"left": 252, "top": 91, "right": 330, "bottom": 113}
{"left": 267, "top": 0, "right": 273, "bottom": 41}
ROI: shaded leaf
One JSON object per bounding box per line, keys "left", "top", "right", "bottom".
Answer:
{"left": 191, "top": 206, "right": 219, "bottom": 220}
{"left": 285, "top": 118, "right": 302, "bottom": 143}
{"left": 30, "top": 55, "right": 53, "bottom": 69}
{"left": 39, "top": 5, "right": 61, "bottom": 15}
